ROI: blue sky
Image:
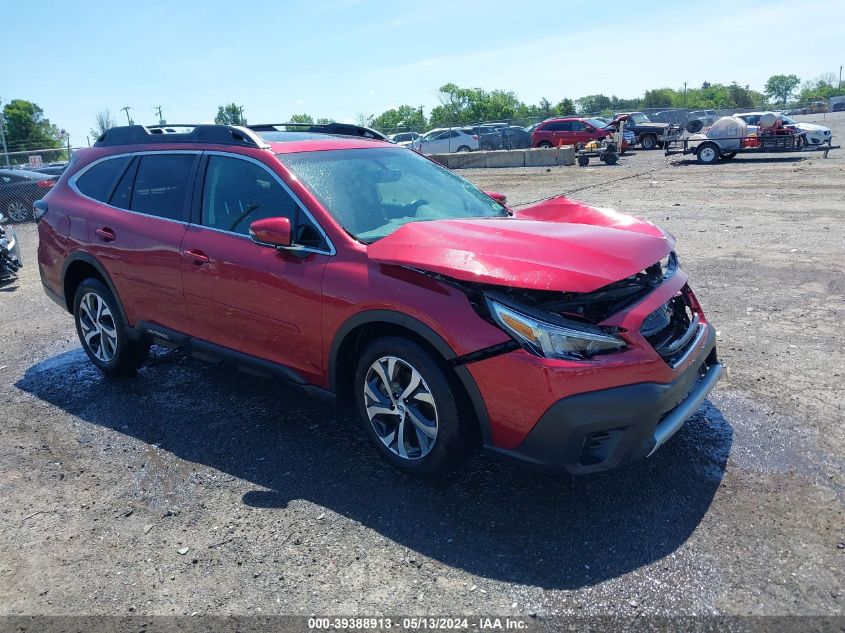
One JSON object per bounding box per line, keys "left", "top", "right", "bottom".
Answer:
{"left": 4, "top": 0, "right": 843, "bottom": 146}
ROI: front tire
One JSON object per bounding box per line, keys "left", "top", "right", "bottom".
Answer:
{"left": 640, "top": 134, "right": 657, "bottom": 150}
{"left": 537, "top": 141, "right": 553, "bottom": 149}
{"left": 73, "top": 278, "right": 149, "bottom": 376}
{"left": 354, "top": 337, "right": 475, "bottom": 478}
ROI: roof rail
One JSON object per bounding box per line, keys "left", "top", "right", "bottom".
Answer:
{"left": 247, "top": 122, "right": 390, "bottom": 142}
{"left": 93, "top": 124, "right": 271, "bottom": 149}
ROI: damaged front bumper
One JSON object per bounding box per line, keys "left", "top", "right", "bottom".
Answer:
{"left": 486, "top": 325, "right": 720, "bottom": 475}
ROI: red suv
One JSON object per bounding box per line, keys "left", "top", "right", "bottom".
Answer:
{"left": 531, "top": 117, "right": 612, "bottom": 148}
{"left": 37, "top": 124, "right": 721, "bottom": 477}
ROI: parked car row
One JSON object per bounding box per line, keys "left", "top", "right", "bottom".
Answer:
{"left": 389, "top": 124, "right": 532, "bottom": 154}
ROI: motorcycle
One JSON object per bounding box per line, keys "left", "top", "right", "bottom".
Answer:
{"left": 0, "top": 212, "right": 23, "bottom": 285}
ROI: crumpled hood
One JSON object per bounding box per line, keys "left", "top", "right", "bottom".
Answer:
{"left": 367, "top": 197, "right": 674, "bottom": 293}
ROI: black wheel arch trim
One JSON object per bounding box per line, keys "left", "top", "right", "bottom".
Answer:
{"left": 328, "top": 309, "right": 495, "bottom": 445}
{"left": 61, "top": 251, "right": 130, "bottom": 326}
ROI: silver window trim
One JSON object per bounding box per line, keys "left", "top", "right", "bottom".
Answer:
{"left": 204, "top": 151, "right": 335, "bottom": 256}
{"left": 68, "top": 149, "right": 336, "bottom": 256}
{"left": 68, "top": 150, "right": 202, "bottom": 227}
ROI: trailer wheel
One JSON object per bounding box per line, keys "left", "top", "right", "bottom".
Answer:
{"left": 602, "top": 152, "right": 619, "bottom": 165}
{"left": 696, "top": 143, "right": 720, "bottom": 164}
{"left": 577, "top": 155, "right": 590, "bottom": 167}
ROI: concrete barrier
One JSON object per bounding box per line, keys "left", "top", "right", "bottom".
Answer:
{"left": 428, "top": 147, "right": 574, "bottom": 169}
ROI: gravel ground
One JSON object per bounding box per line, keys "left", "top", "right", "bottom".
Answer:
{"left": 1, "top": 113, "right": 843, "bottom": 619}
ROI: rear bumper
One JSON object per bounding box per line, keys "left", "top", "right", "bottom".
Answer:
{"left": 488, "top": 326, "right": 720, "bottom": 475}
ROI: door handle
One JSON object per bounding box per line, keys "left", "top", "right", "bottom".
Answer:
{"left": 95, "top": 227, "right": 116, "bottom": 242}
{"left": 182, "top": 249, "right": 210, "bottom": 266}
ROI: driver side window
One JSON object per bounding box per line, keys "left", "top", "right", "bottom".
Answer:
{"left": 201, "top": 155, "right": 298, "bottom": 236}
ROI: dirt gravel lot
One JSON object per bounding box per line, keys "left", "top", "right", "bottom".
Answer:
{"left": 1, "top": 113, "right": 843, "bottom": 619}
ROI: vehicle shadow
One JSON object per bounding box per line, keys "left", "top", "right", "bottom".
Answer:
{"left": 16, "top": 347, "right": 733, "bottom": 590}
{"left": 672, "top": 155, "right": 809, "bottom": 165}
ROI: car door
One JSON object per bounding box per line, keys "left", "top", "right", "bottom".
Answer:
{"left": 73, "top": 152, "right": 197, "bottom": 329}
{"left": 551, "top": 121, "right": 572, "bottom": 146}
{"left": 569, "top": 120, "right": 591, "bottom": 145}
{"left": 179, "top": 152, "right": 330, "bottom": 381}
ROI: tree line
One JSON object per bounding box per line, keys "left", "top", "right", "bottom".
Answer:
{"left": 2, "top": 72, "right": 842, "bottom": 154}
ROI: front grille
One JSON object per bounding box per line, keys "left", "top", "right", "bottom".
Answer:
{"left": 641, "top": 293, "right": 700, "bottom": 366}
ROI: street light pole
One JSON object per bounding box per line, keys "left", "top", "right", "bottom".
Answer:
{"left": 121, "top": 106, "right": 133, "bottom": 125}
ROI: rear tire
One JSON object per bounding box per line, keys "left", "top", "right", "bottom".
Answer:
{"left": 640, "top": 134, "right": 657, "bottom": 150}
{"left": 73, "top": 278, "right": 149, "bottom": 377}
{"left": 456, "top": 145, "right": 471, "bottom": 153}
{"left": 537, "top": 141, "right": 553, "bottom": 149}
{"left": 603, "top": 152, "right": 619, "bottom": 165}
{"left": 354, "top": 336, "right": 475, "bottom": 478}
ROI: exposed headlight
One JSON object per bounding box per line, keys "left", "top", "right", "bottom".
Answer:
{"left": 487, "top": 299, "right": 627, "bottom": 360}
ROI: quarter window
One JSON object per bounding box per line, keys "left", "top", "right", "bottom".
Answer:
{"left": 75, "top": 156, "right": 131, "bottom": 202}
{"left": 130, "top": 154, "right": 195, "bottom": 221}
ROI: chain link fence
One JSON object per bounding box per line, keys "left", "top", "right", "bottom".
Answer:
{"left": 0, "top": 145, "right": 80, "bottom": 223}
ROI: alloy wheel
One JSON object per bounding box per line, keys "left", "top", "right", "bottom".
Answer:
{"left": 363, "top": 356, "right": 438, "bottom": 460}
{"left": 6, "top": 201, "right": 29, "bottom": 223}
{"left": 78, "top": 291, "right": 119, "bottom": 362}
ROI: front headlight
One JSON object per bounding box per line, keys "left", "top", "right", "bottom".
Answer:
{"left": 487, "top": 299, "right": 626, "bottom": 361}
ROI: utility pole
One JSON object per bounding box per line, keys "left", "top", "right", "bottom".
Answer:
{"left": 0, "top": 98, "right": 9, "bottom": 168}
{"left": 121, "top": 106, "right": 133, "bottom": 125}
{"left": 155, "top": 105, "right": 165, "bottom": 125}
{"left": 683, "top": 82, "right": 688, "bottom": 109}
{"left": 840, "top": 65, "right": 842, "bottom": 90}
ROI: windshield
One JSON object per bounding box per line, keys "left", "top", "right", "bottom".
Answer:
{"left": 585, "top": 118, "right": 607, "bottom": 129}
{"left": 630, "top": 113, "right": 650, "bottom": 124}
{"left": 279, "top": 147, "right": 508, "bottom": 242}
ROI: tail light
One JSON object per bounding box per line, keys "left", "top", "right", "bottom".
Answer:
{"left": 36, "top": 179, "right": 55, "bottom": 189}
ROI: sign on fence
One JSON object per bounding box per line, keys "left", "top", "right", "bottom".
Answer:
{"left": 28, "top": 155, "right": 44, "bottom": 168}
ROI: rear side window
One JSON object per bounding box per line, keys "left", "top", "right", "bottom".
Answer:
{"left": 130, "top": 154, "right": 196, "bottom": 221}
{"left": 75, "top": 156, "right": 131, "bottom": 202}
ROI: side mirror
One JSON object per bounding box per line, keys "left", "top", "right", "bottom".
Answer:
{"left": 249, "top": 217, "right": 291, "bottom": 248}
{"left": 484, "top": 191, "right": 507, "bottom": 205}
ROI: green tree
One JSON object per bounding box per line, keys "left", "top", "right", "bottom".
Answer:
{"left": 642, "top": 88, "right": 675, "bottom": 109}
{"left": 764, "top": 74, "right": 800, "bottom": 107}
{"left": 537, "top": 97, "right": 552, "bottom": 118}
{"left": 316, "top": 117, "right": 334, "bottom": 124}
{"left": 371, "top": 105, "right": 427, "bottom": 131}
{"left": 289, "top": 113, "right": 314, "bottom": 124}
{"left": 90, "top": 109, "right": 116, "bottom": 140}
{"left": 2, "top": 99, "right": 62, "bottom": 152}
{"left": 796, "top": 73, "right": 843, "bottom": 103}
{"left": 214, "top": 103, "right": 246, "bottom": 125}
{"left": 575, "top": 94, "right": 612, "bottom": 115}
{"left": 552, "top": 98, "right": 575, "bottom": 116}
